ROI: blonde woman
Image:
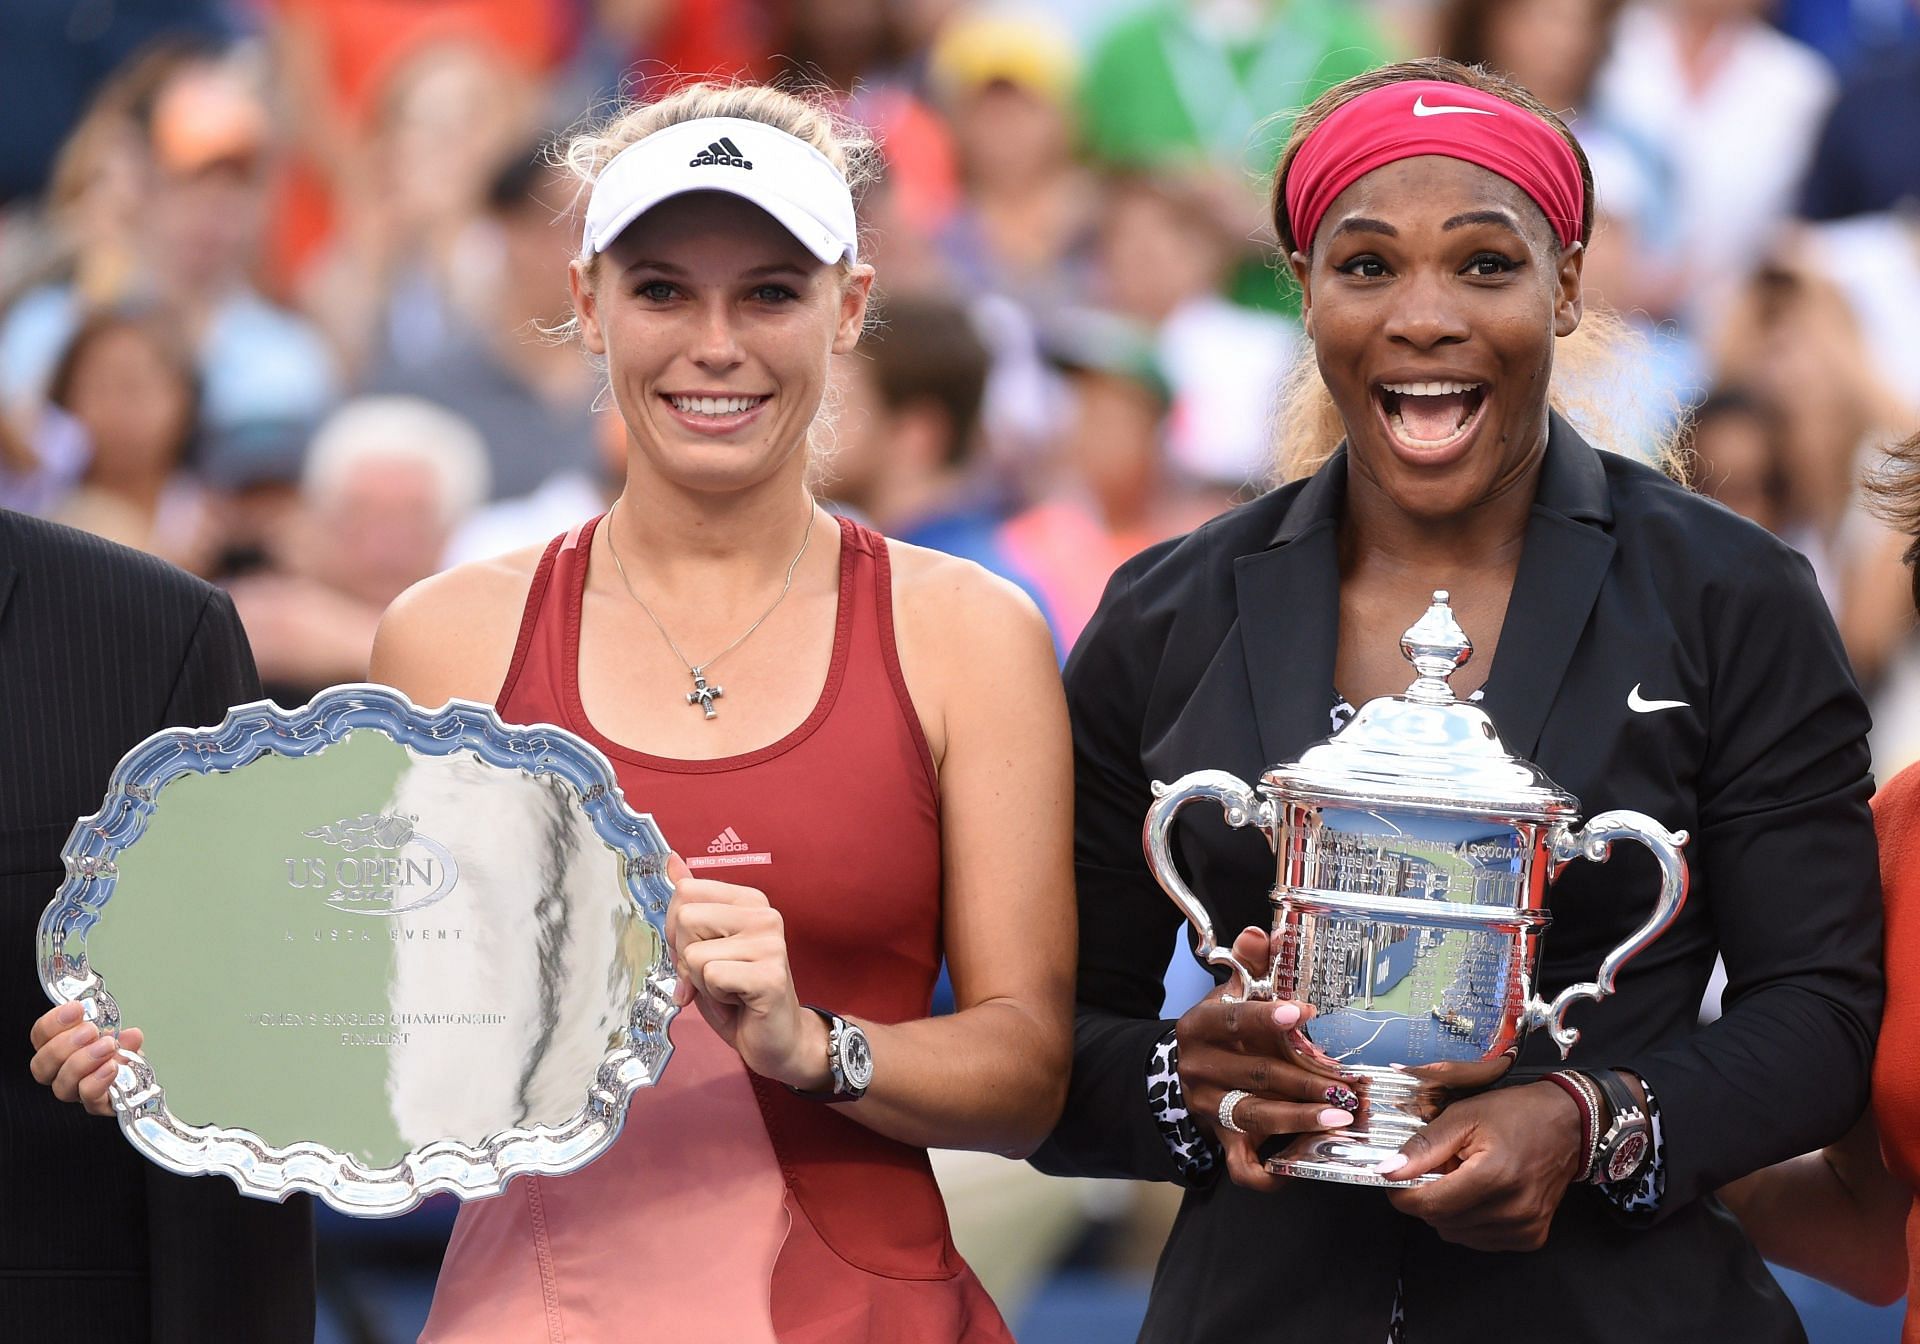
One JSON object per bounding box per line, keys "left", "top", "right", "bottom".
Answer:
{"left": 23, "top": 82, "right": 1070, "bottom": 1340}
{"left": 383, "top": 84, "right": 1071, "bottom": 1342}
{"left": 375, "top": 82, "right": 1074, "bottom": 1342}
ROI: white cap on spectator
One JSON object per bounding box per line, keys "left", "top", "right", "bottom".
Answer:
{"left": 582, "top": 116, "right": 858, "bottom": 265}
{"left": 303, "top": 396, "right": 490, "bottom": 527}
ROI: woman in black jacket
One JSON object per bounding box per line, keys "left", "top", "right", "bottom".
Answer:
{"left": 1033, "top": 58, "right": 1883, "bottom": 1343}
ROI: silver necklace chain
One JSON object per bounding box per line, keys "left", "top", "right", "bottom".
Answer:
{"left": 602, "top": 497, "right": 817, "bottom": 719}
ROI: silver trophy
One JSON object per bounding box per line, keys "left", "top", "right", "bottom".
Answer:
{"left": 1144, "top": 592, "right": 1689, "bottom": 1187}
{"left": 38, "top": 685, "right": 680, "bottom": 1216}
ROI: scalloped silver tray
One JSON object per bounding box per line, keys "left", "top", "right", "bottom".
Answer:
{"left": 37, "top": 684, "right": 680, "bottom": 1216}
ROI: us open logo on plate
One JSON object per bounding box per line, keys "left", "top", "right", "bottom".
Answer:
{"left": 687, "top": 826, "right": 772, "bottom": 869}
{"left": 288, "top": 812, "right": 460, "bottom": 915}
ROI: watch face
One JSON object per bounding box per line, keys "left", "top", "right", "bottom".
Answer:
{"left": 1604, "top": 1129, "right": 1650, "bottom": 1184}
{"left": 841, "top": 1024, "right": 874, "bottom": 1091}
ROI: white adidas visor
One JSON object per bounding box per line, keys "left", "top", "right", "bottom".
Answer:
{"left": 582, "top": 116, "right": 858, "bottom": 266}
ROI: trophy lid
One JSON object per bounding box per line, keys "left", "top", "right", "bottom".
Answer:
{"left": 1262, "top": 591, "right": 1578, "bottom": 820}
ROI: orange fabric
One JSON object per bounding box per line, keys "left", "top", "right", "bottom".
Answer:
{"left": 272, "top": 0, "right": 566, "bottom": 117}
{"left": 1872, "top": 763, "right": 1920, "bottom": 1338}
{"left": 640, "top": 0, "right": 775, "bottom": 90}
{"left": 264, "top": 0, "right": 569, "bottom": 285}
{"left": 997, "top": 501, "right": 1165, "bottom": 650}
{"left": 1906, "top": 1202, "right": 1920, "bottom": 1344}
{"left": 864, "top": 88, "right": 962, "bottom": 238}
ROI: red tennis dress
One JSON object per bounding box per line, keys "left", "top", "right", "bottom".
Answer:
{"left": 420, "top": 514, "right": 1012, "bottom": 1342}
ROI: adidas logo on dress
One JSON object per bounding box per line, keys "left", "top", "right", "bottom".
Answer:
{"left": 689, "top": 138, "right": 752, "bottom": 169}
{"left": 708, "top": 827, "right": 750, "bottom": 854}
{"left": 687, "top": 824, "right": 771, "bottom": 869}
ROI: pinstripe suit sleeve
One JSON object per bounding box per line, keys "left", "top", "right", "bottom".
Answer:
{"left": 159, "top": 586, "right": 261, "bottom": 727}
{"left": 0, "top": 512, "right": 316, "bottom": 1342}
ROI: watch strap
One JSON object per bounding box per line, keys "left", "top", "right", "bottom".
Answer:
{"left": 1580, "top": 1068, "right": 1652, "bottom": 1185}
{"left": 787, "top": 1006, "right": 867, "bottom": 1103}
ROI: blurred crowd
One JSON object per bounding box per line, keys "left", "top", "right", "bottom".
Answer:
{"left": 4, "top": 0, "right": 1919, "bottom": 733}
{"left": 1, "top": 0, "right": 1917, "bottom": 1335}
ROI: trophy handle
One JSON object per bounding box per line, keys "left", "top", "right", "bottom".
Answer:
{"left": 1527, "top": 810, "right": 1691, "bottom": 1055}
{"left": 1144, "top": 771, "right": 1279, "bottom": 1001}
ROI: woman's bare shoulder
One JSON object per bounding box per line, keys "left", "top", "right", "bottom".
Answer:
{"left": 883, "top": 538, "right": 1060, "bottom": 758}
{"left": 885, "top": 538, "right": 1053, "bottom": 660}
{"left": 371, "top": 541, "right": 552, "bottom": 707}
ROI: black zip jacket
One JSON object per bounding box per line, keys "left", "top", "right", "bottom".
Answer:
{"left": 1032, "top": 417, "right": 1884, "bottom": 1344}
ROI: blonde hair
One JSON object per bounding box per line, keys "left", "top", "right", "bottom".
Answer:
{"left": 1264, "top": 58, "right": 1686, "bottom": 484}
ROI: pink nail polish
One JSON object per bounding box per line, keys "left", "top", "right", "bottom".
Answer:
{"left": 1374, "top": 1153, "right": 1409, "bottom": 1174}
{"left": 1272, "top": 1002, "right": 1301, "bottom": 1028}
{"left": 1318, "top": 1108, "right": 1354, "bottom": 1128}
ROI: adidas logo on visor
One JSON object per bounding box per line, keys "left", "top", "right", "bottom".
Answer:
{"left": 689, "top": 137, "right": 752, "bottom": 169}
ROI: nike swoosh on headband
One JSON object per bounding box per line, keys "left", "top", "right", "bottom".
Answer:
{"left": 1412, "top": 95, "right": 1498, "bottom": 118}
{"left": 1627, "top": 684, "right": 1688, "bottom": 713}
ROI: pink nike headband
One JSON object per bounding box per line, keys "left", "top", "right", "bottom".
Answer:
{"left": 1283, "top": 80, "right": 1585, "bottom": 255}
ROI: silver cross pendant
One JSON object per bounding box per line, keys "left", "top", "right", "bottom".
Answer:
{"left": 686, "top": 669, "right": 723, "bottom": 719}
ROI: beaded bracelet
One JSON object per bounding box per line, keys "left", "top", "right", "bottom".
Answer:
{"left": 1543, "top": 1069, "right": 1602, "bottom": 1182}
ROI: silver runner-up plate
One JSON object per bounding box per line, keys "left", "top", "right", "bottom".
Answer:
{"left": 36, "top": 684, "right": 680, "bottom": 1217}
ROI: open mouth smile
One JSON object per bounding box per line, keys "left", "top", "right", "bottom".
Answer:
{"left": 1374, "top": 380, "right": 1488, "bottom": 460}
{"left": 660, "top": 393, "right": 773, "bottom": 433}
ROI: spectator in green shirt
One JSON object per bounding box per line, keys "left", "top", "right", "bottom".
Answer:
{"left": 1078, "top": 0, "right": 1392, "bottom": 311}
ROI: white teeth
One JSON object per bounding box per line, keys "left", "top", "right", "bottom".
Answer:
{"left": 668, "top": 395, "right": 763, "bottom": 416}
{"left": 1380, "top": 381, "right": 1482, "bottom": 397}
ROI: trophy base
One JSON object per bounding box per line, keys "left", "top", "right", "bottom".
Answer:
{"left": 1264, "top": 1130, "right": 1440, "bottom": 1188}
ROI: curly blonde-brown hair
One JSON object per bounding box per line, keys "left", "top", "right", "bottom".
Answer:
{"left": 1867, "top": 433, "right": 1920, "bottom": 615}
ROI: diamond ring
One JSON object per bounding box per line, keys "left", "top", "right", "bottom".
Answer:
{"left": 1218, "top": 1088, "right": 1252, "bottom": 1134}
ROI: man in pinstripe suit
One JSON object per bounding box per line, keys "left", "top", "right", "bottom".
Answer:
{"left": 2, "top": 509, "right": 314, "bottom": 1341}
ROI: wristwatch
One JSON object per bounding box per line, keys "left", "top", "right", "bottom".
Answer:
{"left": 790, "top": 1007, "right": 872, "bottom": 1102}
{"left": 1582, "top": 1069, "right": 1653, "bottom": 1185}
